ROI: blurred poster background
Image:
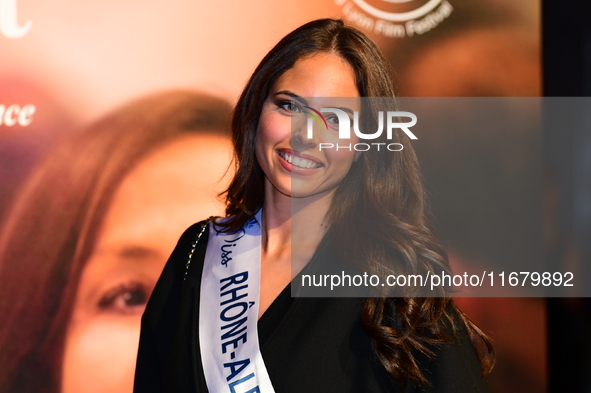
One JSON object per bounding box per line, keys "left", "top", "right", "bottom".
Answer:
{"left": 0, "top": 1, "right": 544, "bottom": 393}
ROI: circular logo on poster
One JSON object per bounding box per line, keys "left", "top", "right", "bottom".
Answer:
{"left": 352, "top": 0, "right": 443, "bottom": 22}
{"left": 336, "top": 0, "right": 453, "bottom": 38}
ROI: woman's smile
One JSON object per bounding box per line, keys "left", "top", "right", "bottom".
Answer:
{"left": 277, "top": 149, "right": 323, "bottom": 173}
{"left": 255, "top": 52, "right": 360, "bottom": 200}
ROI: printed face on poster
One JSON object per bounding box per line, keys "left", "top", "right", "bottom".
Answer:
{"left": 0, "top": 1, "right": 542, "bottom": 393}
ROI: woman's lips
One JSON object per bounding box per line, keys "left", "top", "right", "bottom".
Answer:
{"left": 276, "top": 149, "right": 322, "bottom": 174}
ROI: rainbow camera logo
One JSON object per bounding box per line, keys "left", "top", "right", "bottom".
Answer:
{"left": 302, "top": 105, "right": 328, "bottom": 129}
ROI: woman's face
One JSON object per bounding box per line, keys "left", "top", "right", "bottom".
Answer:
{"left": 61, "top": 134, "right": 233, "bottom": 393}
{"left": 255, "top": 52, "right": 360, "bottom": 200}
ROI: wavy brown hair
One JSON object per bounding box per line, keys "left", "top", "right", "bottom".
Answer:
{"left": 222, "top": 18, "right": 494, "bottom": 387}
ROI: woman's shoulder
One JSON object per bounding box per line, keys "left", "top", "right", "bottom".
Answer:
{"left": 166, "top": 218, "right": 214, "bottom": 263}
{"left": 177, "top": 218, "right": 212, "bottom": 247}
{"left": 141, "top": 218, "right": 213, "bottom": 323}
{"left": 135, "top": 217, "right": 215, "bottom": 393}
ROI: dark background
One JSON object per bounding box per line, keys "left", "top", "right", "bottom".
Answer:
{"left": 543, "top": 0, "right": 591, "bottom": 391}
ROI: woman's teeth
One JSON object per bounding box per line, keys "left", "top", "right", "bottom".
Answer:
{"left": 279, "top": 151, "right": 321, "bottom": 169}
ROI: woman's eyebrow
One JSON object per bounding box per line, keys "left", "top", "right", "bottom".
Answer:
{"left": 330, "top": 106, "right": 354, "bottom": 116}
{"left": 274, "top": 90, "right": 308, "bottom": 106}
{"left": 117, "top": 245, "right": 161, "bottom": 260}
{"left": 274, "top": 91, "right": 355, "bottom": 115}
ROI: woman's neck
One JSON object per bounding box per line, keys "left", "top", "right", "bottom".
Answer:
{"left": 256, "top": 183, "right": 334, "bottom": 318}
{"left": 261, "top": 185, "right": 333, "bottom": 274}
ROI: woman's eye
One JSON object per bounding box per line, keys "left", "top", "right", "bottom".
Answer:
{"left": 278, "top": 100, "right": 302, "bottom": 113}
{"left": 326, "top": 115, "right": 339, "bottom": 125}
{"left": 97, "top": 282, "right": 149, "bottom": 314}
{"left": 325, "top": 115, "right": 353, "bottom": 129}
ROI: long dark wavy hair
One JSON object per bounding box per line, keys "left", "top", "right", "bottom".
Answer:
{"left": 222, "top": 18, "right": 494, "bottom": 387}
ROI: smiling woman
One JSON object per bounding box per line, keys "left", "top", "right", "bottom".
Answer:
{"left": 0, "top": 91, "right": 233, "bottom": 393}
{"left": 255, "top": 53, "right": 360, "bottom": 200}
{"left": 134, "top": 19, "right": 494, "bottom": 393}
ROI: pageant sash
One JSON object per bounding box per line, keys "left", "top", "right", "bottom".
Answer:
{"left": 199, "top": 211, "right": 275, "bottom": 393}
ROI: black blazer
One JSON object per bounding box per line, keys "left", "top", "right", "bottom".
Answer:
{"left": 134, "top": 222, "right": 491, "bottom": 393}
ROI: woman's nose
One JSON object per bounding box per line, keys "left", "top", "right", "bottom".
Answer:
{"left": 291, "top": 117, "right": 317, "bottom": 151}
{"left": 291, "top": 130, "right": 316, "bottom": 151}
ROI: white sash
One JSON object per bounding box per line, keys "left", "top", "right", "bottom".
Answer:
{"left": 199, "top": 210, "right": 275, "bottom": 393}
